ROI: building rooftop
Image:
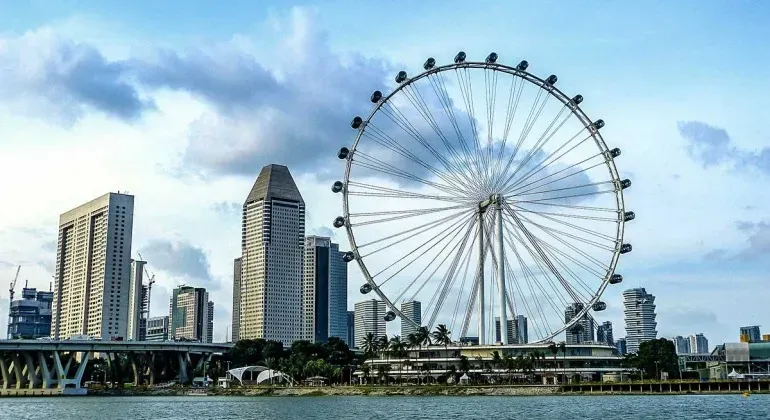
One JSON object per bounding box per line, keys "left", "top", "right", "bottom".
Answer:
{"left": 245, "top": 164, "right": 304, "bottom": 205}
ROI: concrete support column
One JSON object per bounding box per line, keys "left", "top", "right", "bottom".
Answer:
{"left": 72, "top": 352, "right": 90, "bottom": 389}
{"left": 23, "top": 352, "right": 40, "bottom": 389}
{"left": 145, "top": 352, "right": 156, "bottom": 386}
{"left": 177, "top": 352, "right": 189, "bottom": 384}
{"left": 129, "top": 353, "right": 144, "bottom": 386}
{"left": 11, "top": 355, "right": 25, "bottom": 389}
{"left": 38, "top": 353, "right": 53, "bottom": 389}
{"left": 0, "top": 358, "right": 10, "bottom": 389}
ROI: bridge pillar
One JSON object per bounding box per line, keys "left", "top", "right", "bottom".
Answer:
{"left": 11, "top": 355, "right": 25, "bottom": 389}
{"left": 145, "top": 352, "right": 156, "bottom": 386}
{"left": 53, "top": 350, "right": 88, "bottom": 389}
{"left": 38, "top": 352, "right": 53, "bottom": 388}
{"left": 0, "top": 358, "right": 9, "bottom": 389}
{"left": 129, "top": 353, "right": 144, "bottom": 386}
{"left": 23, "top": 351, "right": 40, "bottom": 389}
{"left": 177, "top": 352, "right": 189, "bottom": 384}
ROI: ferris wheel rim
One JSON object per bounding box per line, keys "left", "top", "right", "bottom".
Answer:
{"left": 340, "top": 57, "right": 628, "bottom": 343}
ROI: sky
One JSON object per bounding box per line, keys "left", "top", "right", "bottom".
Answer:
{"left": 0, "top": 1, "right": 768, "bottom": 346}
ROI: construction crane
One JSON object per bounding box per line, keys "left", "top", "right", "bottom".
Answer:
{"left": 137, "top": 253, "right": 156, "bottom": 319}
{"left": 8, "top": 265, "right": 21, "bottom": 304}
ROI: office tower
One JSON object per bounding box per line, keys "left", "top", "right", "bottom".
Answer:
{"left": 673, "top": 335, "right": 691, "bottom": 354}
{"left": 354, "top": 300, "right": 386, "bottom": 348}
{"left": 347, "top": 311, "right": 355, "bottom": 347}
{"left": 231, "top": 257, "right": 241, "bottom": 342}
{"left": 689, "top": 333, "right": 709, "bottom": 354}
{"left": 740, "top": 326, "right": 761, "bottom": 343}
{"left": 169, "top": 286, "right": 210, "bottom": 342}
{"left": 494, "top": 317, "right": 516, "bottom": 343}
{"left": 127, "top": 259, "right": 148, "bottom": 341}
{"left": 7, "top": 285, "right": 53, "bottom": 339}
{"left": 146, "top": 316, "right": 169, "bottom": 341}
{"left": 303, "top": 236, "right": 348, "bottom": 342}
{"left": 763, "top": 334, "right": 770, "bottom": 342}
{"left": 400, "top": 301, "right": 422, "bottom": 338}
{"left": 597, "top": 321, "right": 614, "bottom": 346}
{"left": 516, "top": 315, "right": 528, "bottom": 344}
{"left": 240, "top": 164, "right": 305, "bottom": 343}
{"left": 207, "top": 301, "right": 214, "bottom": 343}
{"left": 565, "top": 303, "right": 594, "bottom": 344}
{"left": 51, "top": 192, "right": 134, "bottom": 340}
{"left": 615, "top": 338, "right": 627, "bottom": 355}
{"left": 623, "top": 288, "right": 657, "bottom": 354}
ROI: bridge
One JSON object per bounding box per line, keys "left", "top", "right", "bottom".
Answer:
{"left": 0, "top": 340, "right": 232, "bottom": 394}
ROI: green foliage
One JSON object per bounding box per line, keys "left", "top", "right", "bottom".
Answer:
{"left": 629, "top": 338, "right": 680, "bottom": 379}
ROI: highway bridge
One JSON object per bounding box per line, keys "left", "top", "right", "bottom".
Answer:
{"left": 0, "top": 340, "right": 232, "bottom": 393}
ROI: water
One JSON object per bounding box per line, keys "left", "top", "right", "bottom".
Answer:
{"left": 1, "top": 395, "right": 768, "bottom": 419}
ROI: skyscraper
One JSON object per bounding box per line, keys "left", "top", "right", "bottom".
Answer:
{"left": 7, "top": 285, "right": 53, "bottom": 339}
{"left": 239, "top": 164, "right": 305, "bottom": 344}
{"left": 740, "top": 326, "right": 761, "bottom": 343}
{"left": 303, "top": 236, "right": 348, "bottom": 343}
{"left": 146, "top": 316, "right": 169, "bottom": 341}
{"left": 615, "top": 337, "right": 627, "bottom": 355}
{"left": 354, "top": 300, "right": 386, "bottom": 348}
{"left": 673, "top": 335, "right": 691, "bottom": 354}
{"left": 400, "top": 301, "right": 422, "bottom": 338}
{"left": 347, "top": 311, "right": 355, "bottom": 347}
{"left": 597, "top": 321, "right": 614, "bottom": 346}
{"left": 231, "top": 257, "right": 241, "bottom": 342}
{"left": 516, "top": 315, "right": 528, "bottom": 344}
{"left": 169, "top": 286, "right": 211, "bottom": 342}
{"left": 565, "top": 303, "right": 594, "bottom": 344}
{"left": 623, "top": 288, "right": 657, "bottom": 354}
{"left": 495, "top": 317, "right": 516, "bottom": 343}
{"left": 51, "top": 192, "right": 134, "bottom": 340}
{"left": 127, "top": 259, "right": 148, "bottom": 341}
{"left": 689, "top": 333, "right": 709, "bottom": 354}
{"left": 207, "top": 301, "right": 214, "bottom": 343}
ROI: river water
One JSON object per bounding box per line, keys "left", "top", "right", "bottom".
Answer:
{"left": 1, "top": 395, "right": 767, "bottom": 419}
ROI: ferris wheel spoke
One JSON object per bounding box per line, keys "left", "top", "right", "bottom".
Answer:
{"left": 347, "top": 181, "right": 474, "bottom": 204}
{"left": 491, "top": 75, "right": 525, "bottom": 188}
{"left": 516, "top": 214, "right": 617, "bottom": 252}
{"left": 350, "top": 204, "right": 472, "bottom": 227}
{"left": 510, "top": 204, "right": 617, "bottom": 242}
{"left": 508, "top": 155, "right": 607, "bottom": 197}
{"left": 512, "top": 180, "right": 615, "bottom": 200}
{"left": 513, "top": 200, "right": 619, "bottom": 214}
{"left": 512, "top": 189, "right": 615, "bottom": 205}
{"left": 356, "top": 208, "right": 469, "bottom": 253}
{"left": 484, "top": 68, "right": 500, "bottom": 184}
{"left": 424, "top": 223, "right": 476, "bottom": 328}
{"left": 353, "top": 151, "right": 468, "bottom": 197}
{"left": 449, "top": 238, "right": 476, "bottom": 334}
{"left": 511, "top": 207, "right": 618, "bottom": 222}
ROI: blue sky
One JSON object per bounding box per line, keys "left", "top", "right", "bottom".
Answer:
{"left": 0, "top": 1, "right": 768, "bottom": 345}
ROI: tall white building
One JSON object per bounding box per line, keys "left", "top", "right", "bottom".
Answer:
{"left": 127, "top": 259, "right": 148, "bottom": 341}
{"left": 673, "top": 335, "right": 691, "bottom": 354}
{"left": 231, "top": 257, "right": 241, "bottom": 342}
{"left": 623, "top": 288, "right": 657, "bottom": 354}
{"left": 400, "top": 301, "right": 421, "bottom": 338}
{"left": 169, "top": 286, "right": 212, "bottom": 342}
{"left": 51, "top": 192, "right": 134, "bottom": 340}
{"left": 239, "top": 164, "right": 305, "bottom": 344}
{"left": 690, "top": 333, "right": 709, "bottom": 354}
{"left": 354, "top": 300, "right": 386, "bottom": 348}
{"left": 207, "top": 301, "right": 214, "bottom": 343}
{"left": 303, "top": 236, "right": 347, "bottom": 343}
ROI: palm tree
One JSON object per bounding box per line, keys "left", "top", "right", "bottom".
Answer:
{"left": 416, "top": 327, "right": 432, "bottom": 383}
{"left": 377, "top": 335, "right": 389, "bottom": 361}
{"left": 431, "top": 324, "right": 452, "bottom": 380}
{"left": 559, "top": 341, "right": 567, "bottom": 383}
{"left": 459, "top": 355, "right": 470, "bottom": 377}
{"left": 406, "top": 333, "right": 422, "bottom": 384}
{"left": 491, "top": 350, "right": 502, "bottom": 381}
{"left": 361, "top": 333, "right": 377, "bottom": 360}
{"left": 361, "top": 365, "right": 370, "bottom": 385}
{"left": 389, "top": 336, "right": 407, "bottom": 384}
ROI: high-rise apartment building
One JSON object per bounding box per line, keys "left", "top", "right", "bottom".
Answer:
{"left": 8, "top": 285, "right": 53, "bottom": 339}
{"left": 597, "top": 321, "right": 614, "bottom": 346}
{"left": 400, "top": 301, "right": 422, "bottom": 338}
{"left": 169, "top": 286, "right": 211, "bottom": 342}
{"left": 51, "top": 192, "right": 134, "bottom": 340}
{"left": 495, "top": 317, "right": 516, "bottom": 343}
{"left": 565, "top": 303, "right": 594, "bottom": 344}
{"left": 127, "top": 259, "right": 148, "bottom": 341}
{"left": 347, "top": 311, "right": 355, "bottom": 347}
{"left": 231, "top": 257, "right": 241, "bottom": 342}
{"left": 689, "top": 333, "right": 709, "bottom": 354}
{"left": 146, "top": 316, "right": 169, "bottom": 341}
{"left": 673, "top": 335, "right": 691, "bottom": 354}
{"left": 239, "top": 164, "right": 305, "bottom": 344}
{"left": 623, "top": 288, "right": 657, "bottom": 354}
{"left": 207, "top": 301, "right": 214, "bottom": 343}
{"left": 303, "top": 236, "right": 348, "bottom": 343}
{"left": 615, "top": 337, "right": 627, "bottom": 355}
{"left": 354, "top": 300, "right": 386, "bottom": 348}
{"left": 740, "top": 326, "right": 761, "bottom": 343}
{"left": 516, "top": 315, "right": 528, "bottom": 344}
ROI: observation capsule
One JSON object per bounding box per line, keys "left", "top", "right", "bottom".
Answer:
{"left": 351, "top": 116, "right": 363, "bottom": 129}
{"left": 423, "top": 57, "right": 436, "bottom": 70}
{"left": 572, "top": 94, "right": 584, "bottom": 105}
{"left": 338, "top": 147, "right": 349, "bottom": 160}
{"left": 454, "top": 51, "right": 467, "bottom": 63}
{"left": 517, "top": 60, "right": 529, "bottom": 71}
{"left": 384, "top": 311, "right": 397, "bottom": 322}
{"left": 342, "top": 251, "right": 355, "bottom": 263}
{"left": 395, "top": 71, "right": 408, "bottom": 83}
{"left": 545, "top": 74, "right": 558, "bottom": 85}
{"left": 620, "top": 179, "right": 632, "bottom": 189}
{"left": 593, "top": 119, "right": 605, "bottom": 130}
{"left": 620, "top": 243, "right": 633, "bottom": 254}
{"left": 332, "top": 181, "right": 344, "bottom": 193}
{"left": 609, "top": 274, "right": 623, "bottom": 284}
{"left": 624, "top": 211, "right": 635, "bottom": 222}
{"left": 360, "top": 283, "right": 373, "bottom": 294}
{"left": 485, "top": 52, "right": 498, "bottom": 63}
{"left": 610, "top": 148, "right": 621, "bottom": 158}
{"left": 333, "top": 216, "right": 346, "bottom": 228}
{"left": 593, "top": 301, "right": 607, "bottom": 311}
{"left": 370, "top": 90, "right": 383, "bottom": 103}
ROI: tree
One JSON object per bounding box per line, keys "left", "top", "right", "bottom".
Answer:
{"left": 361, "top": 333, "right": 378, "bottom": 360}
{"left": 431, "top": 324, "right": 452, "bottom": 364}
{"left": 416, "top": 327, "right": 433, "bottom": 382}
{"left": 634, "top": 338, "right": 679, "bottom": 380}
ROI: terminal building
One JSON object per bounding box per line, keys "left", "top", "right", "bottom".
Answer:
{"left": 7, "top": 285, "right": 54, "bottom": 339}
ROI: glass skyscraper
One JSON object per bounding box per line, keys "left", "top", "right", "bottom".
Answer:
{"left": 303, "top": 236, "right": 348, "bottom": 343}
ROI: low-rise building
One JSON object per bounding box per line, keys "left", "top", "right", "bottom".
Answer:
{"left": 8, "top": 286, "right": 53, "bottom": 339}
{"left": 146, "top": 316, "right": 169, "bottom": 341}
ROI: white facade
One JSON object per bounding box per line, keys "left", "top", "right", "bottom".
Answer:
{"left": 623, "top": 288, "right": 657, "bottom": 354}
{"left": 690, "top": 333, "right": 709, "bottom": 354}
{"left": 240, "top": 165, "right": 305, "bottom": 344}
{"left": 51, "top": 192, "right": 134, "bottom": 340}
{"left": 400, "top": 301, "right": 421, "bottom": 338}
{"left": 673, "top": 335, "right": 691, "bottom": 354}
{"left": 127, "top": 259, "right": 147, "bottom": 341}
{"left": 354, "top": 300, "right": 386, "bottom": 348}
{"left": 303, "top": 236, "right": 348, "bottom": 343}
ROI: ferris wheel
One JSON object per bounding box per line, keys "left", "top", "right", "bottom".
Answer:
{"left": 332, "top": 52, "right": 634, "bottom": 344}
